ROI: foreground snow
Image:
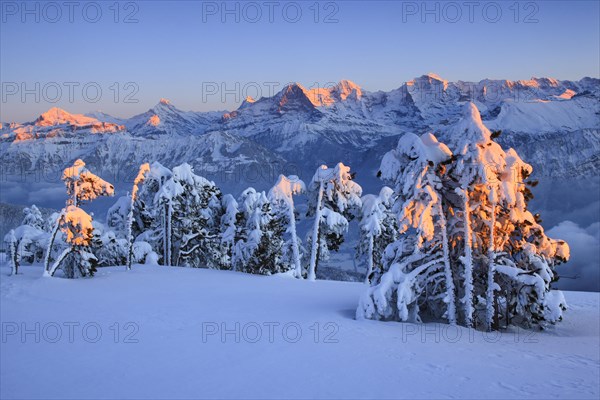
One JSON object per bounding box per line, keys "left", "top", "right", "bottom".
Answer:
{"left": 1, "top": 265, "right": 598, "bottom": 399}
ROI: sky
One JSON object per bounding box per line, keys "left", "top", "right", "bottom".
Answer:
{"left": 1, "top": 0, "right": 599, "bottom": 122}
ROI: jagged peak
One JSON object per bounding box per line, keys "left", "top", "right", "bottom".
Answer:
{"left": 150, "top": 99, "right": 180, "bottom": 114}
{"left": 280, "top": 82, "right": 308, "bottom": 94}
{"left": 332, "top": 79, "right": 362, "bottom": 100}
{"left": 275, "top": 83, "right": 315, "bottom": 110}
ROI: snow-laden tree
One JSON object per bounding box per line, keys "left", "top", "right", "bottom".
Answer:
{"left": 6, "top": 230, "right": 17, "bottom": 275}
{"left": 358, "top": 103, "right": 570, "bottom": 330}
{"left": 89, "top": 221, "right": 128, "bottom": 267}
{"left": 22, "top": 205, "right": 44, "bottom": 230}
{"left": 156, "top": 163, "right": 223, "bottom": 268}
{"left": 488, "top": 148, "right": 569, "bottom": 328}
{"left": 126, "top": 163, "right": 150, "bottom": 270}
{"left": 106, "top": 196, "right": 130, "bottom": 237}
{"left": 219, "top": 194, "right": 242, "bottom": 270}
{"left": 233, "top": 188, "right": 286, "bottom": 275}
{"left": 306, "top": 163, "right": 362, "bottom": 281}
{"left": 268, "top": 175, "right": 306, "bottom": 278}
{"left": 5, "top": 226, "right": 49, "bottom": 275}
{"left": 447, "top": 103, "right": 510, "bottom": 328}
{"left": 131, "top": 162, "right": 172, "bottom": 265}
{"left": 357, "top": 187, "right": 398, "bottom": 284}
{"left": 45, "top": 159, "right": 114, "bottom": 278}
{"left": 357, "top": 132, "right": 457, "bottom": 324}
{"left": 447, "top": 103, "right": 570, "bottom": 329}
{"left": 3, "top": 205, "right": 51, "bottom": 273}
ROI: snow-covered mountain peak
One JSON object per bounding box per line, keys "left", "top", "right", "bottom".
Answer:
{"left": 150, "top": 99, "right": 180, "bottom": 115}
{"left": 332, "top": 79, "right": 362, "bottom": 100}
{"left": 274, "top": 83, "right": 316, "bottom": 113}
{"left": 527, "top": 77, "right": 560, "bottom": 88}
{"left": 408, "top": 73, "right": 449, "bottom": 90}
{"left": 35, "top": 107, "right": 99, "bottom": 127}
{"left": 237, "top": 96, "right": 256, "bottom": 110}
{"left": 302, "top": 80, "right": 362, "bottom": 107}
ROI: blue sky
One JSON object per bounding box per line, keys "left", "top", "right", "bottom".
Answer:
{"left": 1, "top": 0, "right": 599, "bottom": 121}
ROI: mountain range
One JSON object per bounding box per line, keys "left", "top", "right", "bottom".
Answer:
{"left": 1, "top": 73, "right": 598, "bottom": 210}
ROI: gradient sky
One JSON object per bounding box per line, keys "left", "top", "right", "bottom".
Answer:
{"left": 1, "top": 0, "right": 599, "bottom": 122}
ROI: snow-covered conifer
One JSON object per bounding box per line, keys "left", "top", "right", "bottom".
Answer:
{"left": 233, "top": 188, "right": 286, "bottom": 275}
{"left": 306, "top": 163, "right": 362, "bottom": 281}
{"left": 22, "top": 205, "right": 44, "bottom": 230}
{"left": 126, "top": 163, "right": 150, "bottom": 270}
{"left": 131, "top": 162, "right": 172, "bottom": 265}
{"left": 156, "top": 163, "right": 223, "bottom": 268}
{"left": 357, "top": 187, "right": 398, "bottom": 283}
{"left": 268, "top": 175, "right": 306, "bottom": 278}
{"left": 6, "top": 230, "right": 18, "bottom": 275}
{"left": 219, "top": 194, "right": 241, "bottom": 270}
{"left": 358, "top": 103, "right": 570, "bottom": 330}
{"left": 45, "top": 159, "right": 114, "bottom": 278}
{"left": 357, "top": 132, "right": 456, "bottom": 324}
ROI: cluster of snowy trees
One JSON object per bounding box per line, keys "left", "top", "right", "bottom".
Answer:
{"left": 3, "top": 103, "right": 570, "bottom": 330}
{"left": 357, "top": 103, "right": 570, "bottom": 330}
{"left": 4, "top": 159, "right": 367, "bottom": 281}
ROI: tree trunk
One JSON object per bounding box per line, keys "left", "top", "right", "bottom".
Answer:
{"left": 308, "top": 180, "right": 324, "bottom": 281}
{"left": 365, "top": 235, "right": 374, "bottom": 284}
{"left": 126, "top": 192, "right": 135, "bottom": 270}
{"left": 43, "top": 210, "right": 64, "bottom": 276}
{"left": 486, "top": 195, "right": 497, "bottom": 331}
{"left": 49, "top": 247, "right": 71, "bottom": 277}
{"left": 437, "top": 201, "right": 456, "bottom": 325}
{"left": 288, "top": 197, "right": 302, "bottom": 279}
{"left": 8, "top": 232, "right": 18, "bottom": 275}
{"left": 461, "top": 190, "right": 474, "bottom": 328}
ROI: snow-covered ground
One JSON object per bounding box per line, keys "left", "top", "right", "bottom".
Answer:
{"left": 1, "top": 264, "right": 599, "bottom": 399}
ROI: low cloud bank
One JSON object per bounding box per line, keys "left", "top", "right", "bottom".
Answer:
{"left": 549, "top": 221, "right": 600, "bottom": 292}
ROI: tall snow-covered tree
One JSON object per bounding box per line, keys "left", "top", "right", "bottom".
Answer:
{"left": 268, "top": 175, "right": 306, "bottom": 278}
{"left": 131, "top": 162, "right": 172, "bottom": 265}
{"left": 156, "top": 163, "right": 223, "bottom": 268}
{"left": 126, "top": 163, "right": 150, "bottom": 270}
{"left": 358, "top": 103, "right": 570, "bottom": 330}
{"left": 306, "top": 163, "right": 362, "bottom": 281}
{"left": 357, "top": 132, "right": 457, "bottom": 324}
{"left": 106, "top": 196, "right": 130, "bottom": 237}
{"left": 6, "top": 230, "right": 18, "bottom": 275}
{"left": 357, "top": 186, "right": 398, "bottom": 284}
{"left": 233, "top": 188, "right": 286, "bottom": 275}
{"left": 219, "top": 194, "right": 242, "bottom": 270}
{"left": 45, "top": 159, "right": 114, "bottom": 278}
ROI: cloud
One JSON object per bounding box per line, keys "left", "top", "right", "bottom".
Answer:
{"left": 548, "top": 221, "right": 600, "bottom": 292}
